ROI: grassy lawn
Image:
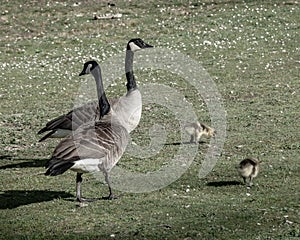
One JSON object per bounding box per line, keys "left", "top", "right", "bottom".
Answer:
{"left": 0, "top": 0, "right": 299, "bottom": 239}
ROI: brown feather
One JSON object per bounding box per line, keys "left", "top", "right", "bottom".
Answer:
{"left": 45, "top": 119, "right": 129, "bottom": 175}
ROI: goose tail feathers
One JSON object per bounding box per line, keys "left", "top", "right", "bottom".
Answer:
{"left": 45, "top": 159, "right": 75, "bottom": 176}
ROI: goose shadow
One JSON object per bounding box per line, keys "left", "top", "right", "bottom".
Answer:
{"left": 0, "top": 158, "right": 48, "bottom": 169}
{"left": 0, "top": 190, "right": 74, "bottom": 209}
{"left": 164, "top": 141, "right": 207, "bottom": 146}
{"left": 206, "top": 181, "right": 242, "bottom": 187}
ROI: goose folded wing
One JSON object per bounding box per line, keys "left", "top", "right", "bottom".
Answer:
{"left": 46, "top": 121, "right": 129, "bottom": 171}
{"left": 38, "top": 101, "right": 100, "bottom": 135}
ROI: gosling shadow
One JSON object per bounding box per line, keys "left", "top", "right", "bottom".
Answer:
{"left": 0, "top": 190, "right": 74, "bottom": 209}
{"left": 164, "top": 141, "right": 206, "bottom": 146}
{"left": 207, "top": 181, "right": 242, "bottom": 187}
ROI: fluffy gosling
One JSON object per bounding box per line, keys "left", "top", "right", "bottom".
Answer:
{"left": 184, "top": 121, "right": 215, "bottom": 144}
{"left": 238, "top": 158, "right": 260, "bottom": 187}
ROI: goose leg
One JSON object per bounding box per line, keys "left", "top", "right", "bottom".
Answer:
{"left": 103, "top": 171, "right": 117, "bottom": 200}
{"left": 76, "top": 173, "right": 98, "bottom": 202}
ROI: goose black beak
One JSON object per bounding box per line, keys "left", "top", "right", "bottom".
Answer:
{"left": 79, "top": 71, "right": 85, "bottom": 76}
{"left": 144, "top": 43, "right": 153, "bottom": 48}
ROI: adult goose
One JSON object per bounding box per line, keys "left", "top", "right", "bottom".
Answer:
{"left": 45, "top": 61, "right": 129, "bottom": 202}
{"left": 38, "top": 38, "right": 153, "bottom": 141}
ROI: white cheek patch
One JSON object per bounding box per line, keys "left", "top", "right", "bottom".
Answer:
{"left": 86, "top": 63, "right": 92, "bottom": 73}
{"left": 129, "top": 42, "right": 141, "bottom": 52}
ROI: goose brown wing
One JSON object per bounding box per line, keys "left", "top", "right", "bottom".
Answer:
{"left": 39, "top": 101, "right": 99, "bottom": 134}
{"left": 38, "top": 102, "right": 100, "bottom": 143}
{"left": 45, "top": 120, "right": 129, "bottom": 175}
{"left": 38, "top": 99, "right": 119, "bottom": 140}
{"left": 38, "top": 114, "right": 72, "bottom": 134}
{"left": 71, "top": 101, "right": 100, "bottom": 128}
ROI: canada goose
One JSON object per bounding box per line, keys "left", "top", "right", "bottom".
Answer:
{"left": 238, "top": 158, "right": 260, "bottom": 187}
{"left": 184, "top": 121, "right": 215, "bottom": 143}
{"left": 38, "top": 38, "right": 153, "bottom": 141}
{"left": 45, "top": 61, "right": 129, "bottom": 202}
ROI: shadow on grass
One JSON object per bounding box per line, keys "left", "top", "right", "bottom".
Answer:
{"left": 164, "top": 141, "right": 206, "bottom": 146}
{"left": 0, "top": 158, "right": 48, "bottom": 169}
{"left": 0, "top": 155, "right": 13, "bottom": 160}
{"left": 207, "top": 181, "right": 242, "bottom": 187}
{"left": 0, "top": 190, "right": 74, "bottom": 209}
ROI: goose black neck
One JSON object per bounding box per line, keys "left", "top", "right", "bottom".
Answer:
{"left": 91, "top": 66, "right": 110, "bottom": 117}
{"left": 125, "top": 50, "right": 137, "bottom": 92}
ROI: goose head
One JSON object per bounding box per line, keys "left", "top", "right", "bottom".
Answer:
{"left": 127, "top": 38, "right": 153, "bottom": 52}
{"left": 79, "top": 60, "right": 110, "bottom": 118}
{"left": 79, "top": 60, "right": 99, "bottom": 76}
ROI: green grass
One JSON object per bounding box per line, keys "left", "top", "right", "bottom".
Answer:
{"left": 0, "top": 0, "right": 299, "bottom": 239}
